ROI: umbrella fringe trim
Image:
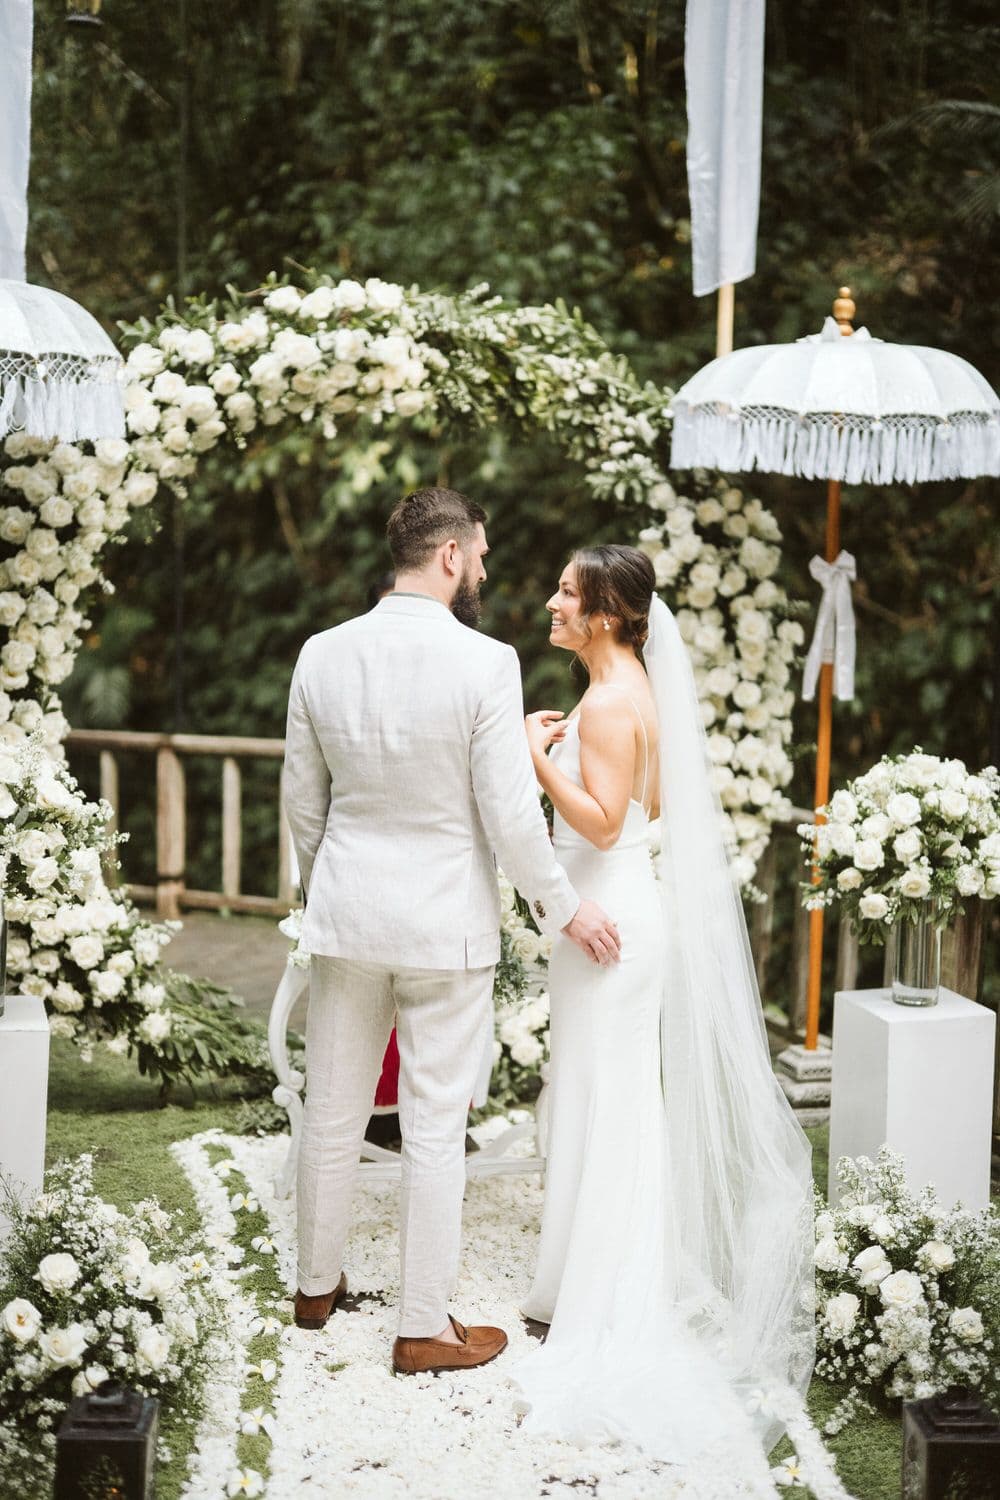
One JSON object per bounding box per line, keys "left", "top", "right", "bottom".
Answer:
{"left": 0, "top": 371, "right": 125, "bottom": 442}
{"left": 671, "top": 406, "right": 1000, "bottom": 484}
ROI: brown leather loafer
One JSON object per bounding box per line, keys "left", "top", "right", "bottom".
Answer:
{"left": 294, "top": 1271, "right": 348, "bottom": 1330}
{"left": 392, "top": 1314, "right": 508, "bottom": 1375}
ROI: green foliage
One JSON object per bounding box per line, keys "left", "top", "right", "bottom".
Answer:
{"left": 136, "top": 973, "right": 292, "bottom": 1100}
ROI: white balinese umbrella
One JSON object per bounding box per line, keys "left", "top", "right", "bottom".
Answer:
{"left": 0, "top": 278, "right": 124, "bottom": 442}
{"left": 669, "top": 289, "right": 1000, "bottom": 1050}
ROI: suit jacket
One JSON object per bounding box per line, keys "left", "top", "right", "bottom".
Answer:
{"left": 283, "top": 593, "right": 579, "bottom": 970}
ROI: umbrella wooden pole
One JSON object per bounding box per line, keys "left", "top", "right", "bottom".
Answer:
{"left": 805, "top": 477, "right": 842, "bottom": 1050}
{"left": 716, "top": 283, "right": 735, "bottom": 357}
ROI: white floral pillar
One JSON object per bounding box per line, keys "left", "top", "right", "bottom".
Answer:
{"left": 0, "top": 994, "right": 49, "bottom": 1235}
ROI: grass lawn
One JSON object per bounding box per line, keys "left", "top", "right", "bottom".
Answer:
{"left": 43, "top": 1041, "right": 902, "bottom": 1500}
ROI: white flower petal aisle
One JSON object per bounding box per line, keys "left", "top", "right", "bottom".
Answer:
{"left": 172, "top": 1128, "right": 850, "bottom": 1500}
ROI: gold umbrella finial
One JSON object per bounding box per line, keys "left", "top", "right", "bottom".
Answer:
{"left": 833, "top": 286, "right": 855, "bottom": 336}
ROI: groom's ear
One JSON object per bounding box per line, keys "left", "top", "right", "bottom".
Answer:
{"left": 441, "top": 538, "right": 462, "bottom": 575}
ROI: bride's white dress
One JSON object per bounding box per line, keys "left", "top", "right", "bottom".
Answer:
{"left": 511, "top": 705, "right": 774, "bottom": 1467}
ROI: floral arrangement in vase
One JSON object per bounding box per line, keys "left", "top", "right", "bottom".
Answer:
{"left": 0, "top": 1155, "right": 224, "bottom": 1486}
{"left": 813, "top": 1148, "right": 999, "bottom": 1434}
{"left": 799, "top": 750, "right": 1000, "bottom": 940}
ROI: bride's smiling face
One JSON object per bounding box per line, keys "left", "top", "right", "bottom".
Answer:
{"left": 546, "top": 562, "right": 589, "bottom": 650}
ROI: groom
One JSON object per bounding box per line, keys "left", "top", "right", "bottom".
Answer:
{"left": 283, "top": 486, "right": 620, "bottom": 1374}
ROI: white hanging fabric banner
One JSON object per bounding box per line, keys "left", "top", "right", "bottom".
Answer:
{"left": 0, "top": 0, "right": 33, "bottom": 281}
{"left": 684, "top": 0, "right": 765, "bottom": 298}
{"left": 802, "top": 550, "right": 857, "bottom": 703}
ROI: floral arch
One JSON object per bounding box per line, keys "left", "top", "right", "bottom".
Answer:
{"left": 0, "top": 274, "right": 805, "bottom": 1068}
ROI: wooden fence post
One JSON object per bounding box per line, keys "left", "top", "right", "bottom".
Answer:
{"left": 221, "top": 756, "right": 242, "bottom": 901}
{"left": 156, "top": 746, "right": 186, "bottom": 920}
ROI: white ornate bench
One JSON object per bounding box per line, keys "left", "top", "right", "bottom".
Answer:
{"left": 267, "top": 958, "right": 547, "bottom": 1198}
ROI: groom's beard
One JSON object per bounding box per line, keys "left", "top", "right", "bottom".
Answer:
{"left": 450, "top": 567, "right": 483, "bottom": 629}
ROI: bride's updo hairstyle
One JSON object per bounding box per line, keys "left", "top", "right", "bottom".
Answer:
{"left": 571, "top": 544, "right": 656, "bottom": 656}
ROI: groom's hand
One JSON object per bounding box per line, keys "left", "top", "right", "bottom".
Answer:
{"left": 562, "top": 900, "right": 621, "bottom": 966}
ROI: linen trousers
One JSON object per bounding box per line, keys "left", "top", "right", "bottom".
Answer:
{"left": 296, "top": 955, "right": 495, "bottom": 1336}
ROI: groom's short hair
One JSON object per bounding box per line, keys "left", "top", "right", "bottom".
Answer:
{"left": 386, "top": 487, "right": 487, "bottom": 570}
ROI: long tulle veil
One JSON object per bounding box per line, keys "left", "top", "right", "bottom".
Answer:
{"left": 644, "top": 595, "right": 815, "bottom": 1452}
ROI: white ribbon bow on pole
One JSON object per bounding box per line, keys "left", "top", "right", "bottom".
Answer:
{"left": 802, "top": 550, "right": 857, "bottom": 702}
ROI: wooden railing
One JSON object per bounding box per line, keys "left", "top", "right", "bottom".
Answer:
{"left": 65, "top": 727, "right": 996, "bottom": 1136}
{"left": 66, "top": 729, "right": 298, "bottom": 919}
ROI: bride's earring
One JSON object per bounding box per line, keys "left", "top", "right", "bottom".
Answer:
{"left": 603, "top": 618, "right": 611, "bottom": 632}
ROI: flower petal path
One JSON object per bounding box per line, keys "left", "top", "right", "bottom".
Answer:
{"left": 173, "top": 1128, "right": 850, "bottom": 1500}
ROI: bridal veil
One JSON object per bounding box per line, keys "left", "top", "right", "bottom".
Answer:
{"left": 643, "top": 595, "right": 815, "bottom": 1453}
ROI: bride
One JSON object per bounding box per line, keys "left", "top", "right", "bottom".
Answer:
{"left": 511, "top": 544, "right": 816, "bottom": 1476}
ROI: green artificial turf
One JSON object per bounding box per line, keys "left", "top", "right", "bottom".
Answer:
{"left": 43, "top": 1042, "right": 905, "bottom": 1499}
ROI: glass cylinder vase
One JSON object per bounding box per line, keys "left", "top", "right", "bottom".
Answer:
{"left": 890, "top": 898, "right": 941, "bottom": 1007}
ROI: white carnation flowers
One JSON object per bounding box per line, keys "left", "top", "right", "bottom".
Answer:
{"left": 801, "top": 750, "right": 1000, "bottom": 940}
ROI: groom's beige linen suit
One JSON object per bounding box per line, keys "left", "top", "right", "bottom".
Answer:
{"left": 284, "top": 592, "right": 578, "bottom": 1334}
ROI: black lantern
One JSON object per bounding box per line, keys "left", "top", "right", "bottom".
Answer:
{"left": 66, "top": 0, "right": 103, "bottom": 25}
{"left": 902, "top": 1386, "right": 1000, "bottom": 1500}
{"left": 54, "top": 1386, "right": 158, "bottom": 1500}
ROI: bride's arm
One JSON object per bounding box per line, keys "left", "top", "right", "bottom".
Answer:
{"left": 526, "top": 689, "right": 636, "bottom": 852}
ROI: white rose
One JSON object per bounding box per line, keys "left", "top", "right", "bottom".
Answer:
{"left": 898, "top": 865, "right": 931, "bottom": 899}
{"left": 298, "top": 285, "right": 337, "bottom": 320}
{"left": 264, "top": 285, "right": 303, "bottom": 315}
{"left": 178, "top": 328, "right": 216, "bottom": 365}
{"left": 837, "top": 868, "right": 862, "bottom": 891}
{"left": 26, "top": 857, "right": 59, "bottom": 893}
{"left": 813, "top": 1235, "right": 848, "bottom": 1272}
{"left": 36, "top": 1252, "right": 81, "bottom": 1294}
{"left": 138, "top": 1011, "right": 172, "bottom": 1045}
{"left": 955, "top": 865, "right": 985, "bottom": 897}
{"left": 17, "top": 829, "right": 49, "bottom": 865}
{"left": 135, "top": 1325, "right": 171, "bottom": 1372}
{"left": 887, "top": 792, "right": 922, "bottom": 828}
{"left": 823, "top": 1291, "right": 860, "bottom": 1336}
{"left": 331, "top": 278, "right": 366, "bottom": 311}
{"left": 879, "top": 1269, "right": 925, "bottom": 1309}
{"left": 852, "top": 1244, "right": 892, "bottom": 1287}
{"left": 859, "top": 892, "right": 890, "bottom": 921}
{"left": 72, "top": 1362, "right": 110, "bottom": 1397}
{"left": 861, "top": 812, "right": 893, "bottom": 842}
{"left": 364, "top": 277, "right": 403, "bottom": 312}
{"left": 949, "top": 1307, "right": 984, "bottom": 1343}
{"left": 870, "top": 1214, "right": 895, "bottom": 1243}
{"left": 122, "top": 471, "right": 159, "bottom": 508}
{"left": 119, "top": 1237, "right": 151, "bottom": 1283}
{"left": 135, "top": 1260, "right": 180, "bottom": 1302}
{"left": 940, "top": 789, "right": 969, "bottom": 821}
{"left": 69, "top": 933, "right": 104, "bottom": 970}
{"left": 209, "top": 362, "right": 242, "bottom": 396}
{"left": 1, "top": 1298, "right": 41, "bottom": 1343}
{"left": 151, "top": 371, "right": 188, "bottom": 403}
{"left": 92, "top": 969, "right": 126, "bottom": 1001}
{"left": 510, "top": 1035, "right": 544, "bottom": 1068}
{"left": 893, "top": 829, "right": 922, "bottom": 863}
{"left": 917, "top": 1240, "right": 955, "bottom": 1274}
{"left": 38, "top": 1323, "right": 87, "bottom": 1369}
{"left": 332, "top": 328, "right": 368, "bottom": 363}
{"left": 179, "top": 385, "right": 218, "bottom": 423}
{"left": 814, "top": 1211, "right": 835, "bottom": 1238}
{"left": 95, "top": 438, "right": 130, "bottom": 468}
{"left": 827, "top": 822, "right": 857, "bottom": 857}
{"left": 854, "top": 839, "right": 885, "bottom": 872}
{"left": 511, "top": 931, "right": 541, "bottom": 964}
{"left": 125, "top": 343, "right": 165, "bottom": 378}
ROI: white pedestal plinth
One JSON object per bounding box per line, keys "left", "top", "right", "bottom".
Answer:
{"left": 829, "top": 987, "right": 995, "bottom": 1211}
{"left": 0, "top": 996, "right": 50, "bottom": 1234}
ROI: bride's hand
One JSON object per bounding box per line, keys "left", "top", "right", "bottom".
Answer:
{"left": 524, "top": 710, "right": 566, "bottom": 760}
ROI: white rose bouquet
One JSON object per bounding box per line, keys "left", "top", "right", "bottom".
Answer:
{"left": 0, "top": 1155, "right": 222, "bottom": 1487}
{"left": 0, "top": 738, "right": 175, "bottom": 1054}
{"left": 799, "top": 749, "right": 1000, "bottom": 942}
{"left": 813, "top": 1148, "right": 1000, "bottom": 1433}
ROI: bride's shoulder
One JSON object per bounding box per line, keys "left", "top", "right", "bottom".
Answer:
{"left": 577, "top": 685, "right": 635, "bottom": 733}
